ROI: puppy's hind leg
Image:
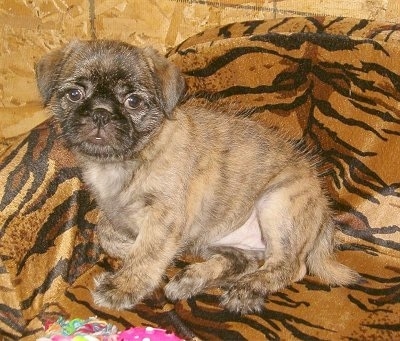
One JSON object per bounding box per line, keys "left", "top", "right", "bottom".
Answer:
{"left": 222, "top": 181, "right": 319, "bottom": 314}
{"left": 164, "top": 246, "right": 259, "bottom": 301}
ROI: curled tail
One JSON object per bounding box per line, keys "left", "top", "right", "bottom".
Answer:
{"left": 306, "top": 220, "right": 362, "bottom": 286}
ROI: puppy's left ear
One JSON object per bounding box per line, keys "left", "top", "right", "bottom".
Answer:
{"left": 143, "top": 47, "right": 187, "bottom": 116}
{"left": 35, "top": 41, "right": 81, "bottom": 105}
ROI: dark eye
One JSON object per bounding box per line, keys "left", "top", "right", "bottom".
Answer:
{"left": 124, "top": 94, "right": 142, "bottom": 109}
{"left": 66, "top": 88, "right": 84, "bottom": 102}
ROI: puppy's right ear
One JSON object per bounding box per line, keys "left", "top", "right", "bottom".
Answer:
{"left": 142, "top": 47, "right": 187, "bottom": 116}
{"left": 35, "top": 41, "right": 79, "bottom": 105}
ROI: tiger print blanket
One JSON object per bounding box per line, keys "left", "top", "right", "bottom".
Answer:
{"left": 1, "top": 17, "right": 399, "bottom": 340}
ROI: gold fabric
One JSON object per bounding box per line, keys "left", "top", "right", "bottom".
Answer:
{"left": 0, "top": 17, "right": 399, "bottom": 340}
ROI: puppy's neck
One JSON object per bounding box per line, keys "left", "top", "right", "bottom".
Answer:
{"left": 80, "top": 157, "right": 140, "bottom": 200}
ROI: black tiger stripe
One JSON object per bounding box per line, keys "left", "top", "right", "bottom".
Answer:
{"left": 361, "top": 61, "right": 400, "bottom": 91}
{"left": 250, "top": 32, "right": 389, "bottom": 55}
{"left": 310, "top": 114, "right": 377, "bottom": 157}
{"left": 16, "top": 192, "right": 97, "bottom": 275}
{"left": 347, "top": 294, "right": 382, "bottom": 312}
{"left": 337, "top": 222, "right": 400, "bottom": 251}
{"left": 24, "top": 165, "right": 86, "bottom": 214}
{"left": 314, "top": 61, "right": 398, "bottom": 102}
{"left": 367, "top": 23, "right": 400, "bottom": 40}
{"left": 366, "top": 323, "right": 400, "bottom": 332}
{"left": 184, "top": 46, "right": 274, "bottom": 77}
{"left": 0, "top": 305, "right": 25, "bottom": 334}
{"left": 349, "top": 100, "right": 400, "bottom": 125}
{"left": 190, "top": 81, "right": 312, "bottom": 108}
{"left": 188, "top": 295, "right": 331, "bottom": 340}
{"left": 267, "top": 17, "right": 293, "bottom": 33}
{"left": 313, "top": 98, "right": 387, "bottom": 141}
{"left": 217, "top": 23, "right": 234, "bottom": 38}
{"left": 382, "top": 128, "right": 400, "bottom": 136}
{"left": 308, "top": 16, "right": 343, "bottom": 33}
{"left": 347, "top": 19, "right": 370, "bottom": 36}
{"left": 63, "top": 289, "right": 141, "bottom": 328}
{"left": 326, "top": 155, "right": 381, "bottom": 204}
{"left": 242, "top": 20, "right": 266, "bottom": 36}
{"left": 20, "top": 258, "right": 70, "bottom": 310}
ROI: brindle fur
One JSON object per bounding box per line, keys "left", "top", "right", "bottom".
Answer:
{"left": 36, "top": 40, "right": 361, "bottom": 313}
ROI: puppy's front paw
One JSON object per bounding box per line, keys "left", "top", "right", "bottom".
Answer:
{"left": 221, "top": 281, "right": 265, "bottom": 314}
{"left": 92, "top": 272, "right": 145, "bottom": 310}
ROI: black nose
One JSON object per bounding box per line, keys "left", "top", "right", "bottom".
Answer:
{"left": 91, "top": 109, "right": 111, "bottom": 127}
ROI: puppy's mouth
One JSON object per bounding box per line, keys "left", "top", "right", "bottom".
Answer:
{"left": 86, "top": 124, "right": 111, "bottom": 146}
{"left": 69, "top": 115, "right": 134, "bottom": 160}
{"left": 77, "top": 127, "right": 119, "bottom": 157}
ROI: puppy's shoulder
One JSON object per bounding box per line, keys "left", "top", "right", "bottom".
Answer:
{"left": 177, "top": 99, "right": 281, "bottom": 144}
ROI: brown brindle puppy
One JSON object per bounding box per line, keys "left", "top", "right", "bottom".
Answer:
{"left": 36, "top": 40, "right": 361, "bottom": 313}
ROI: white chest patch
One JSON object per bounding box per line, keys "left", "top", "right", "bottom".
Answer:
{"left": 212, "top": 209, "right": 265, "bottom": 251}
{"left": 84, "top": 162, "right": 132, "bottom": 199}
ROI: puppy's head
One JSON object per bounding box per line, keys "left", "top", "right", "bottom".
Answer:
{"left": 36, "top": 40, "right": 186, "bottom": 160}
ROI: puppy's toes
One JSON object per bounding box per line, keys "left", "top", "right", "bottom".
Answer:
{"left": 164, "top": 266, "right": 209, "bottom": 301}
{"left": 221, "top": 282, "right": 265, "bottom": 314}
{"left": 92, "top": 272, "right": 139, "bottom": 310}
